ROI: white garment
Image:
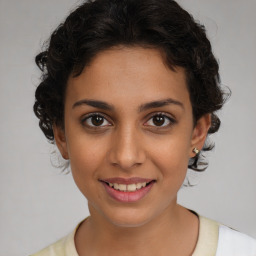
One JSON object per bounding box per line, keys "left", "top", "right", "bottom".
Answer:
{"left": 31, "top": 215, "right": 256, "bottom": 256}
{"left": 216, "top": 225, "right": 256, "bottom": 256}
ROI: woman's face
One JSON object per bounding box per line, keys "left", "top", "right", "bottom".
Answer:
{"left": 54, "top": 46, "right": 210, "bottom": 227}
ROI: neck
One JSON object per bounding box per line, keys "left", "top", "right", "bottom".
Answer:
{"left": 75, "top": 204, "right": 199, "bottom": 256}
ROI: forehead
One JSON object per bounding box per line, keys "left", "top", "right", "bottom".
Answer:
{"left": 66, "top": 46, "right": 190, "bottom": 110}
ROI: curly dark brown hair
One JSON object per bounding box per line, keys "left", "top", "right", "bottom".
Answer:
{"left": 34, "top": 0, "right": 228, "bottom": 171}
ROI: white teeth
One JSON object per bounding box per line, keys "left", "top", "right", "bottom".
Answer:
{"left": 108, "top": 182, "right": 148, "bottom": 192}
{"left": 119, "top": 184, "right": 127, "bottom": 191}
{"left": 127, "top": 184, "right": 137, "bottom": 192}
{"left": 136, "top": 182, "right": 146, "bottom": 189}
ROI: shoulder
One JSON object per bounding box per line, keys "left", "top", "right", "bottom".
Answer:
{"left": 193, "top": 214, "right": 256, "bottom": 256}
{"left": 30, "top": 218, "right": 88, "bottom": 256}
{"left": 216, "top": 224, "right": 256, "bottom": 256}
{"left": 30, "top": 236, "right": 66, "bottom": 256}
{"left": 30, "top": 228, "right": 79, "bottom": 256}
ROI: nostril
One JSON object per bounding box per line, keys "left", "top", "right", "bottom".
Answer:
{"left": 107, "top": 134, "right": 146, "bottom": 169}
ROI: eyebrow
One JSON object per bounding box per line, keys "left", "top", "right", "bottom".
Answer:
{"left": 72, "top": 98, "right": 184, "bottom": 112}
{"left": 73, "top": 99, "right": 114, "bottom": 111}
{"left": 138, "top": 98, "right": 184, "bottom": 112}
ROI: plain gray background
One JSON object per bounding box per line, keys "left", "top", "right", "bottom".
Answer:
{"left": 0, "top": 0, "right": 255, "bottom": 255}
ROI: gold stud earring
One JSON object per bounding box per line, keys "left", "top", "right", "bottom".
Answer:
{"left": 192, "top": 147, "right": 200, "bottom": 155}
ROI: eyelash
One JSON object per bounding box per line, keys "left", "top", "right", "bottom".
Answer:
{"left": 144, "top": 112, "right": 176, "bottom": 128}
{"left": 80, "top": 112, "right": 176, "bottom": 129}
{"left": 81, "top": 112, "right": 112, "bottom": 129}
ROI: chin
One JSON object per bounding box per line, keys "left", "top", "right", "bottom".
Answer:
{"left": 102, "top": 207, "right": 158, "bottom": 228}
{"left": 109, "top": 216, "right": 151, "bottom": 228}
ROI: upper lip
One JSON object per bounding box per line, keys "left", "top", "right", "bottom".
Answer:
{"left": 100, "top": 177, "right": 155, "bottom": 185}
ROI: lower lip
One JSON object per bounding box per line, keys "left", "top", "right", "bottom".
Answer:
{"left": 102, "top": 182, "right": 154, "bottom": 203}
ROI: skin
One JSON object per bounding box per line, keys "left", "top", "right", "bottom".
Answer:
{"left": 54, "top": 46, "right": 211, "bottom": 256}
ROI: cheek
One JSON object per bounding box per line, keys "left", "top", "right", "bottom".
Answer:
{"left": 67, "top": 137, "right": 108, "bottom": 194}
{"left": 150, "top": 134, "right": 191, "bottom": 183}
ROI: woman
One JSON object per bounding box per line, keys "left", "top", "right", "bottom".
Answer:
{"left": 32, "top": 0, "right": 256, "bottom": 255}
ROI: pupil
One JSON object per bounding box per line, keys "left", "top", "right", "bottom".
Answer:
{"left": 92, "top": 115, "right": 104, "bottom": 126}
{"left": 153, "top": 115, "right": 165, "bottom": 126}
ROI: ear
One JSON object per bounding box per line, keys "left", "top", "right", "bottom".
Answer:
{"left": 189, "top": 114, "right": 211, "bottom": 158}
{"left": 53, "top": 124, "right": 69, "bottom": 160}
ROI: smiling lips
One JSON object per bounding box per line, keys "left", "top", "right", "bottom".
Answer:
{"left": 100, "top": 177, "right": 155, "bottom": 202}
{"left": 109, "top": 182, "right": 147, "bottom": 192}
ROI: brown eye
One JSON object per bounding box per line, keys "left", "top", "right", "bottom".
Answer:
{"left": 145, "top": 113, "right": 175, "bottom": 127}
{"left": 91, "top": 115, "right": 104, "bottom": 126}
{"left": 82, "top": 114, "right": 111, "bottom": 128}
{"left": 152, "top": 115, "right": 165, "bottom": 126}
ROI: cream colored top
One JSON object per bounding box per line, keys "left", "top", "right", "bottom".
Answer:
{"left": 31, "top": 215, "right": 256, "bottom": 256}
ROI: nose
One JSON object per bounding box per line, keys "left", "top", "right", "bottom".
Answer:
{"left": 107, "top": 126, "right": 146, "bottom": 170}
